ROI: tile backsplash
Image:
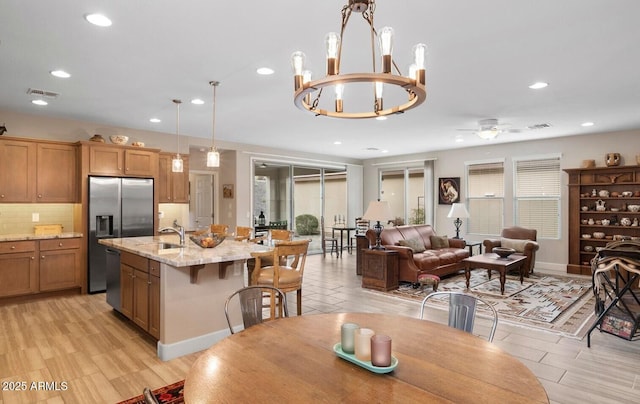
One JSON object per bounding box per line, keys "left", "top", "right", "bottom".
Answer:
{"left": 0, "top": 204, "right": 75, "bottom": 234}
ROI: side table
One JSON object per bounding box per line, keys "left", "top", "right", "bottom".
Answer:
{"left": 465, "top": 241, "right": 482, "bottom": 256}
{"left": 362, "top": 249, "right": 398, "bottom": 291}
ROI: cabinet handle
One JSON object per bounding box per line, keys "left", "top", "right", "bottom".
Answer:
{"left": 41, "top": 255, "right": 45, "bottom": 259}
{"left": 31, "top": 256, "right": 35, "bottom": 260}
{"left": 1, "top": 194, "right": 4, "bottom": 198}
{"left": 148, "top": 281, "right": 152, "bottom": 285}
{"left": 11, "top": 246, "right": 15, "bottom": 250}
{"left": 38, "top": 194, "right": 42, "bottom": 198}
{"left": 59, "top": 242, "right": 63, "bottom": 247}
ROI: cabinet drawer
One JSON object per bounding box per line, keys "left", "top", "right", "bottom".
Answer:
{"left": 40, "top": 238, "right": 82, "bottom": 251}
{"left": 121, "top": 251, "right": 149, "bottom": 272}
{"left": 0, "top": 240, "right": 37, "bottom": 254}
{"left": 149, "top": 260, "right": 161, "bottom": 277}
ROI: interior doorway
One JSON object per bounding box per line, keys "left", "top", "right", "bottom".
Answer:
{"left": 189, "top": 172, "right": 217, "bottom": 231}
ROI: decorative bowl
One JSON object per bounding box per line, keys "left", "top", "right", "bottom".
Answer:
{"left": 109, "top": 135, "right": 129, "bottom": 145}
{"left": 131, "top": 141, "right": 145, "bottom": 147}
{"left": 627, "top": 204, "right": 640, "bottom": 212}
{"left": 611, "top": 208, "right": 620, "bottom": 212}
{"left": 493, "top": 247, "right": 516, "bottom": 258}
{"left": 189, "top": 233, "right": 225, "bottom": 248}
{"left": 584, "top": 245, "right": 594, "bottom": 252}
{"left": 89, "top": 134, "right": 105, "bottom": 142}
{"left": 582, "top": 234, "right": 591, "bottom": 239}
{"left": 592, "top": 232, "right": 606, "bottom": 239}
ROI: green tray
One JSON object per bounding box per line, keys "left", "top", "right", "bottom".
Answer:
{"left": 333, "top": 343, "right": 398, "bottom": 374}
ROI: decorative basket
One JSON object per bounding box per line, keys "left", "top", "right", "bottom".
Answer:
{"left": 189, "top": 233, "right": 225, "bottom": 248}
{"left": 109, "top": 135, "right": 129, "bottom": 145}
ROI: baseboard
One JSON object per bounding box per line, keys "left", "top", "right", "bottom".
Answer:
{"left": 535, "top": 261, "right": 576, "bottom": 274}
{"left": 157, "top": 328, "right": 232, "bottom": 361}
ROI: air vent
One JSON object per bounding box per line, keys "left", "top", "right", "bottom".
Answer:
{"left": 527, "top": 123, "right": 551, "bottom": 130}
{"left": 364, "top": 147, "right": 380, "bottom": 151}
{"left": 26, "top": 88, "right": 59, "bottom": 99}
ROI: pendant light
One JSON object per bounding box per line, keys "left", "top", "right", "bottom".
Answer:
{"left": 206, "top": 80, "right": 220, "bottom": 168}
{"left": 172, "top": 99, "right": 184, "bottom": 173}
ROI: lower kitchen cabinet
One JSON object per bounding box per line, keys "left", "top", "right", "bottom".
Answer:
{"left": 0, "top": 238, "right": 81, "bottom": 298}
{"left": 0, "top": 241, "right": 37, "bottom": 297}
{"left": 120, "top": 251, "right": 161, "bottom": 338}
{"left": 39, "top": 238, "right": 81, "bottom": 291}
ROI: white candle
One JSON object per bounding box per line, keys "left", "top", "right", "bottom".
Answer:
{"left": 354, "top": 328, "right": 375, "bottom": 361}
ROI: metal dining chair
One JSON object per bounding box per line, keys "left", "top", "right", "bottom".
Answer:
{"left": 420, "top": 291, "right": 498, "bottom": 342}
{"left": 224, "top": 285, "right": 289, "bottom": 334}
{"left": 321, "top": 216, "right": 338, "bottom": 257}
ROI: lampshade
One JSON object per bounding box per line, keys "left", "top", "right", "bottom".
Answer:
{"left": 362, "top": 200, "right": 393, "bottom": 222}
{"left": 447, "top": 203, "right": 470, "bottom": 219}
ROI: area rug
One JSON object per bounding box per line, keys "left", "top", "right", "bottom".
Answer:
{"left": 117, "top": 380, "right": 184, "bottom": 404}
{"left": 371, "top": 271, "right": 596, "bottom": 338}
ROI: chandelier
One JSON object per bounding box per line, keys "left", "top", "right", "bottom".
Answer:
{"left": 291, "top": 0, "right": 427, "bottom": 119}
{"left": 206, "top": 80, "right": 220, "bottom": 168}
{"left": 171, "top": 99, "right": 183, "bottom": 173}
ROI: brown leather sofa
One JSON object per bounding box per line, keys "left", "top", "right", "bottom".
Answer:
{"left": 482, "top": 226, "right": 540, "bottom": 275}
{"left": 365, "top": 225, "right": 469, "bottom": 283}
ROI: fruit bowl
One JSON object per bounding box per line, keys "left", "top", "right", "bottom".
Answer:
{"left": 109, "top": 135, "right": 129, "bottom": 145}
{"left": 190, "top": 233, "right": 225, "bottom": 248}
{"left": 493, "top": 247, "right": 516, "bottom": 259}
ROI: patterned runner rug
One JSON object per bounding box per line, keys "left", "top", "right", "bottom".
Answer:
{"left": 374, "top": 271, "right": 595, "bottom": 338}
{"left": 117, "top": 380, "right": 184, "bottom": 404}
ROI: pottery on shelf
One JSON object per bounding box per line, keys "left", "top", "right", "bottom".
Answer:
{"left": 627, "top": 204, "right": 640, "bottom": 212}
{"left": 598, "top": 190, "right": 610, "bottom": 198}
{"left": 492, "top": 247, "right": 516, "bottom": 258}
{"left": 592, "top": 232, "right": 606, "bottom": 239}
{"left": 109, "top": 135, "right": 129, "bottom": 145}
{"left": 620, "top": 217, "right": 632, "bottom": 226}
{"left": 605, "top": 152, "right": 621, "bottom": 167}
{"left": 89, "top": 134, "right": 105, "bottom": 142}
{"left": 595, "top": 199, "right": 606, "bottom": 211}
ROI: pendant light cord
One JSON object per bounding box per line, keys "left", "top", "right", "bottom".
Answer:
{"left": 210, "top": 81, "right": 219, "bottom": 148}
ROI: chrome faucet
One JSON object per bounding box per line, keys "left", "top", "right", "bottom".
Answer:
{"left": 159, "top": 220, "right": 185, "bottom": 245}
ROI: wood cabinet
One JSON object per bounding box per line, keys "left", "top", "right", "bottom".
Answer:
{"left": 362, "top": 249, "right": 398, "bottom": 291}
{"left": 120, "top": 251, "right": 161, "bottom": 338}
{"left": 0, "top": 241, "right": 38, "bottom": 297}
{"left": 36, "top": 143, "right": 78, "bottom": 202}
{"left": 564, "top": 165, "right": 640, "bottom": 275}
{"left": 39, "top": 238, "right": 81, "bottom": 291}
{"left": 88, "top": 144, "right": 158, "bottom": 177}
{"left": 158, "top": 153, "right": 189, "bottom": 203}
{"left": 0, "top": 137, "right": 77, "bottom": 203}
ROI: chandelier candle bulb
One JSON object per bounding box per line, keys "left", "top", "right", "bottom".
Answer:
{"left": 291, "top": 51, "right": 306, "bottom": 90}
{"left": 325, "top": 32, "right": 340, "bottom": 75}
{"left": 354, "top": 328, "right": 375, "bottom": 361}
{"left": 371, "top": 334, "right": 392, "bottom": 367}
{"left": 340, "top": 323, "right": 359, "bottom": 354}
{"left": 379, "top": 26, "right": 394, "bottom": 73}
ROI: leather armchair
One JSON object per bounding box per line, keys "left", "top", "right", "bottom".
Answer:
{"left": 483, "top": 226, "right": 540, "bottom": 275}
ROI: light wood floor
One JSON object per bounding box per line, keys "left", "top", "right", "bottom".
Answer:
{"left": 1, "top": 253, "right": 639, "bottom": 403}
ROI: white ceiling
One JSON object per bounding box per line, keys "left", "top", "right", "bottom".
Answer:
{"left": 1, "top": 0, "right": 639, "bottom": 160}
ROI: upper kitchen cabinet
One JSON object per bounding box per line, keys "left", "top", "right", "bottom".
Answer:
{"left": 158, "top": 153, "right": 189, "bottom": 203}
{"left": 37, "top": 143, "right": 78, "bottom": 202}
{"left": 87, "top": 143, "right": 159, "bottom": 177}
{"left": 0, "top": 137, "right": 77, "bottom": 203}
{"left": 0, "top": 138, "right": 36, "bottom": 202}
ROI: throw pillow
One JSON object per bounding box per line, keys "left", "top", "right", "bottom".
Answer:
{"left": 430, "top": 235, "right": 449, "bottom": 249}
{"left": 500, "top": 237, "right": 529, "bottom": 253}
{"left": 398, "top": 238, "right": 426, "bottom": 253}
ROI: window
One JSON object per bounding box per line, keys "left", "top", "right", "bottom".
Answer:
{"left": 514, "top": 156, "right": 561, "bottom": 238}
{"left": 380, "top": 162, "right": 433, "bottom": 226}
{"left": 466, "top": 161, "right": 504, "bottom": 235}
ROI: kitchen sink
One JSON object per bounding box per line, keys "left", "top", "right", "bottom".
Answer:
{"left": 156, "top": 242, "right": 184, "bottom": 249}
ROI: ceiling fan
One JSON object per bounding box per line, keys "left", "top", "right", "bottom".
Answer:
{"left": 457, "top": 118, "right": 525, "bottom": 140}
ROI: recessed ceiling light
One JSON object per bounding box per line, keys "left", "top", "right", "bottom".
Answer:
{"left": 381, "top": 150, "right": 389, "bottom": 153}
{"left": 32, "top": 99, "right": 48, "bottom": 106}
{"left": 334, "top": 141, "right": 342, "bottom": 145}
{"left": 191, "top": 99, "right": 205, "bottom": 105}
{"left": 375, "top": 116, "right": 387, "bottom": 121}
{"left": 455, "top": 135, "right": 464, "bottom": 143}
{"left": 256, "top": 67, "right": 274, "bottom": 75}
{"left": 581, "top": 122, "right": 595, "bottom": 127}
{"left": 528, "top": 82, "right": 548, "bottom": 89}
{"left": 85, "top": 13, "right": 112, "bottom": 27}
{"left": 50, "top": 70, "right": 71, "bottom": 78}
{"left": 149, "top": 118, "right": 161, "bottom": 123}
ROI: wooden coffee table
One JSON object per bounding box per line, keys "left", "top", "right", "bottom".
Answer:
{"left": 464, "top": 253, "right": 527, "bottom": 295}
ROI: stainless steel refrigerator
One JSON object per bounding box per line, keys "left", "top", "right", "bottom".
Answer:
{"left": 88, "top": 176, "right": 154, "bottom": 295}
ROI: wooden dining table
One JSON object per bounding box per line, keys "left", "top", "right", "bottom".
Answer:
{"left": 184, "top": 313, "right": 548, "bottom": 403}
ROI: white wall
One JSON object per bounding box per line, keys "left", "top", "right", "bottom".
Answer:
{"left": 363, "top": 130, "right": 640, "bottom": 272}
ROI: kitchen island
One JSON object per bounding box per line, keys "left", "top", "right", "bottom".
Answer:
{"left": 99, "top": 235, "right": 271, "bottom": 360}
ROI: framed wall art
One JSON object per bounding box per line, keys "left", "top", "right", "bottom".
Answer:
{"left": 438, "top": 177, "right": 460, "bottom": 205}
{"left": 223, "top": 184, "right": 234, "bottom": 199}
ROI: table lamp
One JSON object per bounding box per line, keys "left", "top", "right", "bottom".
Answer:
{"left": 447, "top": 203, "right": 470, "bottom": 239}
{"left": 362, "top": 200, "right": 393, "bottom": 250}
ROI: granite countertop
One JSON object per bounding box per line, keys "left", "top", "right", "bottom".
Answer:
{"left": 0, "top": 232, "right": 83, "bottom": 242}
{"left": 99, "top": 235, "right": 271, "bottom": 267}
